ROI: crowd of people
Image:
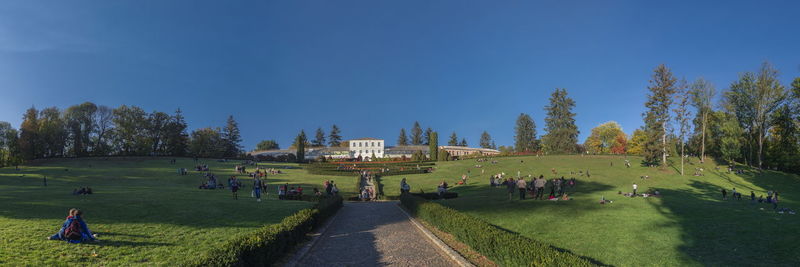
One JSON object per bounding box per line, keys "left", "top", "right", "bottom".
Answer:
{"left": 488, "top": 172, "right": 575, "bottom": 201}
{"left": 72, "top": 187, "right": 93, "bottom": 195}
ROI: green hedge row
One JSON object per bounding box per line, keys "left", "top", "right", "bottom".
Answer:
{"left": 400, "top": 195, "right": 602, "bottom": 266}
{"left": 182, "top": 196, "right": 344, "bottom": 267}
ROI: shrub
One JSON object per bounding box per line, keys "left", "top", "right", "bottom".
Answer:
{"left": 183, "top": 196, "right": 343, "bottom": 267}
{"left": 400, "top": 195, "right": 601, "bottom": 266}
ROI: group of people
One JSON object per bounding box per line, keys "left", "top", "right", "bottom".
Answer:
{"left": 72, "top": 187, "right": 93, "bottom": 195}
{"left": 198, "top": 173, "right": 223, "bottom": 189}
{"left": 278, "top": 183, "right": 305, "bottom": 200}
{"left": 723, "top": 188, "right": 784, "bottom": 211}
{"left": 491, "top": 174, "right": 574, "bottom": 201}
{"left": 359, "top": 171, "right": 378, "bottom": 201}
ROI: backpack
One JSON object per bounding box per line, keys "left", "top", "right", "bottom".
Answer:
{"left": 64, "top": 219, "right": 82, "bottom": 240}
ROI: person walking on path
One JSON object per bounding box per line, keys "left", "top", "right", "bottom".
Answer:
{"left": 516, "top": 178, "right": 527, "bottom": 200}
{"left": 506, "top": 178, "right": 516, "bottom": 201}
{"left": 632, "top": 183, "right": 638, "bottom": 196}
{"left": 252, "top": 177, "right": 263, "bottom": 202}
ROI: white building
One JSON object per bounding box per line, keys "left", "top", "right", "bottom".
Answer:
{"left": 349, "top": 138, "right": 384, "bottom": 159}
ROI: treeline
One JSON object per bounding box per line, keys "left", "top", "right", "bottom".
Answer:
{"left": 0, "top": 102, "right": 244, "bottom": 167}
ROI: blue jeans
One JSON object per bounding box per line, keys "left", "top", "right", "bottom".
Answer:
{"left": 254, "top": 188, "right": 261, "bottom": 199}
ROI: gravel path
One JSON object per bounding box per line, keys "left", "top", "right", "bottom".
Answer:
{"left": 297, "top": 201, "right": 457, "bottom": 266}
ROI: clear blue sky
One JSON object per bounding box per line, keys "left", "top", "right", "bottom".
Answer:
{"left": 1, "top": 1, "right": 799, "bottom": 150}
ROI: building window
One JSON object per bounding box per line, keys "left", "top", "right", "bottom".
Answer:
{"left": 371, "top": 142, "right": 374, "bottom": 147}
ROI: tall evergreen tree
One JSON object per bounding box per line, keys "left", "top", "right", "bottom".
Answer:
{"left": 423, "top": 127, "right": 433, "bottom": 145}
{"left": 397, "top": 128, "right": 408, "bottom": 146}
{"left": 312, "top": 127, "right": 326, "bottom": 147}
{"left": 410, "top": 121, "right": 423, "bottom": 145}
{"left": 490, "top": 141, "right": 497, "bottom": 149}
{"left": 674, "top": 80, "right": 692, "bottom": 175}
{"left": 429, "top": 131, "right": 439, "bottom": 161}
{"left": 19, "top": 107, "right": 40, "bottom": 160}
{"left": 295, "top": 130, "right": 307, "bottom": 163}
{"left": 479, "top": 131, "right": 493, "bottom": 149}
{"left": 514, "top": 113, "right": 537, "bottom": 152}
{"left": 459, "top": 138, "right": 467, "bottom": 147}
{"left": 221, "top": 115, "right": 243, "bottom": 157}
{"left": 164, "top": 109, "right": 189, "bottom": 156}
{"left": 448, "top": 132, "right": 459, "bottom": 146}
{"left": 542, "top": 88, "right": 579, "bottom": 154}
{"left": 328, "top": 124, "right": 342, "bottom": 147}
{"left": 690, "top": 78, "right": 716, "bottom": 163}
{"left": 642, "top": 64, "right": 678, "bottom": 167}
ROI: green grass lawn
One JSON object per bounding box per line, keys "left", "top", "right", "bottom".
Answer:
{"left": 382, "top": 155, "right": 800, "bottom": 266}
{"left": 0, "top": 157, "right": 350, "bottom": 266}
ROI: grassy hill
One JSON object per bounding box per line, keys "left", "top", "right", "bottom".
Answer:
{"left": 0, "top": 158, "right": 347, "bottom": 266}
{"left": 382, "top": 155, "right": 800, "bottom": 266}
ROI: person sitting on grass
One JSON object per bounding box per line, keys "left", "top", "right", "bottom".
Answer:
{"left": 48, "top": 209, "right": 97, "bottom": 243}
{"left": 438, "top": 181, "right": 449, "bottom": 198}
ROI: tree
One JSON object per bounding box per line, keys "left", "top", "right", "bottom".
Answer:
{"left": 627, "top": 129, "right": 647, "bottom": 156}
{"left": 584, "top": 121, "right": 625, "bottom": 154}
{"left": 312, "top": 127, "right": 326, "bottom": 147}
{"left": 38, "top": 107, "right": 67, "bottom": 158}
{"left": 164, "top": 109, "right": 189, "bottom": 156}
{"left": 448, "top": 132, "right": 459, "bottom": 146}
{"left": 429, "top": 131, "right": 439, "bottom": 161}
{"left": 64, "top": 102, "right": 97, "bottom": 157}
{"left": 642, "top": 64, "right": 678, "bottom": 167}
{"left": 112, "top": 105, "right": 149, "bottom": 155}
{"left": 542, "top": 88, "right": 579, "bottom": 154}
{"left": 397, "top": 128, "right": 408, "bottom": 146}
{"left": 610, "top": 132, "right": 628, "bottom": 154}
{"left": 690, "top": 78, "right": 716, "bottom": 163}
{"left": 189, "top": 128, "right": 225, "bottom": 158}
{"left": 295, "top": 130, "right": 307, "bottom": 163}
{"left": 410, "top": 121, "right": 423, "bottom": 145}
{"left": 719, "top": 113, "right": 743, "bottom": 164}
{"left": 674, "top": 80, "right": 692, "bottom": 175}
{"left": 766, "top": 105, "right": 799, "bottom": 171}
{"left": 490, "top": 141, "right": 497, "bottom": 149}
{"left": 92, "top": 105, "right": 114, "bottom": 156}
{"left": 479, "top": 131, "right": 493, "bottom": 149}
{"left": 514, "top": 113, "right": 537, "bottom": 152}
{"left": 18, "top": 107, "right": 40, "bottom": 160}
{"left": 423, "top": 127, "right": 433, "bottom": 145}
{"left": 147, "top": 111, "right": 171, "bottom": 155}
{"left": 459, "top": 138, "right": 467, "bottom": 147}
{"left": 256, "top": 140, "right": 280, "bottom": 151}
{"left": 726, "top": 62, "right": 787, "bottom": 168}
{"left": 328, "top": 124, "right": 342, "bottom": 147}
{"left": 0, "top": 122, "right": 13, "bottom": 166}
{"left": 221, "top": 115, "right": 243, "bottom": 157}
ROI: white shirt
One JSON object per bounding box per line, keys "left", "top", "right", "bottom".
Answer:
{"left": 633, "top": 184, "right": 638, "bottom": 190}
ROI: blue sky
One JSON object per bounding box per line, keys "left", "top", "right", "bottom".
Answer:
{"left": 1, "top": 1, "right": 799, "bottom": 150}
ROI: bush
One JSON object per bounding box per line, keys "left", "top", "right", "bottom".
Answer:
{"left": 400, "top": 195, "right": 601, "bottom": 266}
{"left": 183, "top": 196, "right": 343, "bottom": 267}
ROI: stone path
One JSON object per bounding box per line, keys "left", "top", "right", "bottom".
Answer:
{"left": 296, "top": 201, "right": 457, "bottom": 266}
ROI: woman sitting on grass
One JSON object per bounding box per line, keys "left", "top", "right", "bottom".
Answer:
{"left": 48, "top": 209, "right": 98, "bottom": 243}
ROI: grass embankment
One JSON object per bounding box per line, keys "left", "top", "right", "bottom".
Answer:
{"left": 383, "top": 155, "right": 800, "bottom": 266}
{"left": 0, "top": 158, "right": 345, "bottom": 266}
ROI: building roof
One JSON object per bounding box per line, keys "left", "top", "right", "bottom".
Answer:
{"left": 438, "top": 146, "right": 501, "bottom": 153}
{"left": 349, "top": 137, "right": 382, "bottom": 141}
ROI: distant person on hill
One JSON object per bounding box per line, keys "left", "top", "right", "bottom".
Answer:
{"left": 228, "top": 176, "right": 240, "bottom": 200}
{"left": 252, "top": 177, "right": 263, "bottom": 202}
{"left": 750, "top": 191, "right": 756, "bottom": 202}
{"left": 506, "top": 178, "right": 516, "bottom": 201}
{"left": 516, "top": 177, "right": 527, "bottom": 200}
{"left": 48, "top": 209, "right": 97, "bottom": 243}
{"left": 632, "top": 183, "right": 638, "bottom": 196}
{"left": 721, "top": 189, "right": 727, "bottom": 200}
{"left": 731, "top": 188, "right": 738, "bottom": 200}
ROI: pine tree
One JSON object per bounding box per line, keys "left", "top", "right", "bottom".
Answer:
{"left": 642, "top": 64, "right": 678, "bottom": 167}
{"left": 479, "top": 131, "right": 492, "bottom": 149}
{"left": 328, "top": 124, "right": 342, "bottom": 147}
{"left": 221, "top": 115, "right": 242, "bottom": 157}
{"left": 411, "top": 121, "right": 423, "bottom": 145}
{"left": 423, "top": 127, "right": 433, "bottom": 145}
{"left": 514, "top": 113, "right": 537, "bottom": 152}
{"left": 542, "top": 88, "right": 579, "bottom": 154}
{"left": 490, "top": 141, "right": 497, "bottom": 149}
{"left": 459, "top": 138, "right": 467, "bottom": 147}
{"left": 295, "top": 130, "right": 307, "bottom": 163}
{"left": 429, "top": 131, "right": 439, "bottom": 161}
{"left": 165, "top": 109, "right": 189, "bottom": 156}
{"left": 674, "top": 80, "right": 692, "bottom": 175}
{"left": 397, "top": 128, "right": 408, "bottom": 146}
{"left": 448, "top": 132, "right": 458, "bottom": 146}
{"left": 312, "top": 127, "right": 326, "bottom": 147}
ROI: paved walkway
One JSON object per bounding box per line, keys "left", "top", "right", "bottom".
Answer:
{"left": 297, "top": 201, "right": 457, "bottom": 266}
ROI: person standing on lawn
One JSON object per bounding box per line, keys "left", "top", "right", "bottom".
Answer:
{"left": 516, "top": 177, "right": 527, "bottom": 200}
{"left": 506, "top": 177, "right": 516, "bottom": 201}
{"left": 229, "top": 176, "right": 240, "bottom": 200}
{"left": 632, "top": 183, "right": 638, "bottom": 196}
{"left": 252, "top": 177, "right": 263, "bottom": 202}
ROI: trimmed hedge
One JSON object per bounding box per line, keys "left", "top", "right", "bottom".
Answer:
{"left": 400, "top": 195, "right": 602, "bottom": 266}
{"left": 182, "top": 196, "right": 343, "bottom": 267}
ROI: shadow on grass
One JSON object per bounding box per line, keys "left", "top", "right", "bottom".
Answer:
{"left": 650, "top": 180, "right": 800, "bottom": 266}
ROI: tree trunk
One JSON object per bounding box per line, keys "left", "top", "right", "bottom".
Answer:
{"left": 757, "top": 131, "right": 764, "bottom": 169}
{"left": 662, "top": 121, "right": 667, "bottom": 167}
{"left": 700, "top": 111, "right": 707, "bottom": 163}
